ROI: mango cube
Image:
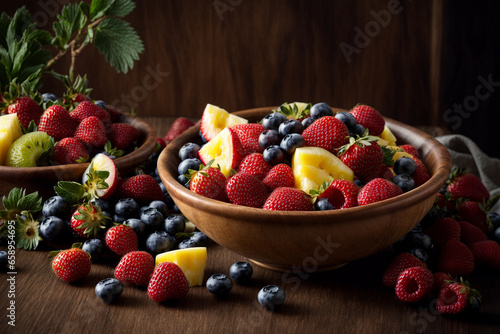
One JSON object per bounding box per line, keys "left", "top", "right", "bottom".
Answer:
{"left": 155, "top": 247, "right": 207, "bottom": 287}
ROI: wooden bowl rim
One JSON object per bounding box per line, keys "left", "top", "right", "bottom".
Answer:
{"left": 158, "top": 106, "right": 452, "bottom": 224}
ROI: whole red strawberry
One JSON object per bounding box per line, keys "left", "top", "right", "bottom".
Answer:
{"left": 164, "top": 117, "right": 194, "bottom": 142}
{"left": 400, "top": 144, "right": 420, "bottom": 159}
{"left": 51, "top": 245, "right": 92, "bottom": 282}
{"left": 117, "top": 174, "right": 164, "bottom": 203}
{"left": 70, "top": 100, "right": 111, "bottom": 126}
{"left": 317, "top": 179, "right": 360, "bottom": 209}
{"left": 382, "top": 252, "right": 427, "bottom": 287}
{"left": 422, "top": 217, "right": 461, "bottom": 248}
{"left": 107, "top": 123, "right": 140, "bottom": 150}
{"left": 74, "top": 116, "right": 108, "bottom": 147}
{"left": 458, "top": 220, "right": 488, "bottom": 245}
{"left": 350, "top": 104, "right": 385, "bottom": 136}
{"left": 7, "top": 95, "right": 43, "bottom": 129}
{"left": 446, "top": 166, "right": 489, "bottom": 202}
{"left": 457, "top": 200, "right": 490, "bottom": 233}
{"left": 53, "top": 137, "right": 89, "bottom": 164}
{"left": 106, "top": 104, "right": 121, "bottom": 122}
{"left": 468, "top": 240, "right": 500, "bottom": 270}
{"left": 105, "top": 224, "right": 139, "bottom": 256}
{"left": 395, "top": 266, "right": 433, "bottom": 303}
{"left": 436, "top": 239, "right": 474, "bottom": 277}
{"left": 262, "top": 164, "right": 294, "bottom": 191}
{"left": 302, "top": 116, "right": 349, "bottom": 153}
{"left": 232, "top": 123, "right": 265, "bottom": 154}
{"left": 357, "top": 178, "right": 403, "bottom": 206}
{"left": 238, "top": 153, "right": 272, "bottom": 180}
{"left": 436, "top": 281, "right": 477, "bottom": 314}
{"left": 114, "top": 251, "right": 155, "bottom": 286}
{"left": 189, "top": 165, "right": 228, "bottom": 202}
{"left": 38, "top": 105, "right": 77, "bottom": 141}
{"left": 70, "top": 204, "right": 108, "bottom": 238}
{"left": 263, "top": 187, "right": 313, "bottom": 211}
{"left": 338, "top": 135, "right": 384, "bottom": 184}
{"left": 148, "top": 261, "right": 190, "bottom": 302}
{"left": 411, "top": 157, "right": 431, "bottom": 187}
{"left": 226, "top": 172, "right": 268, "bottom": 208}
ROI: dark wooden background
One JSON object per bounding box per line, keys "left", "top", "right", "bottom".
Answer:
{"left": 4, "top": 0, "right": 500, "bottom": 158}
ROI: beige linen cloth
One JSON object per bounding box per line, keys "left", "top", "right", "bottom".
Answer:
{"left": 436, "top": 135, "right": 500, "bottom": 213}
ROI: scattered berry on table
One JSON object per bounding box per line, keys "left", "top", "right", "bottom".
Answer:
{"left": 148, "top": 262, "right": 190, "bottom": 302}
{"left": 229, "top": 261, "right": 253, "bottom": 284}
{"left": 39, "top": 216, "right": 66, "bottom": 243}
{"left": 206, "top": 273, "right": 233, "bottom": 298}
{"left": 42, "top": 196, "right": 71, "bottom": 219}
{"left": 114, "top": 251, "right": 155, "bottom": 287}
{"left": 82, "top": 238, "right": 105, "bottom": 260}
{"left": 395, "top": 266, "right": 433, "bottom": 303}
{"left": 105, "top": 224, "right": 139, "bottom": 256}
{"left": 258, "top": 285, "right": 286, "bottom": 311}
{"left": 95, "top": 278, "right": 123, "bottom": 304}
{"left": 51, "top": 246, "right": 92, "bottom": 283}
{"left": 145, "top": 231, "right": 175, "bottom": 255}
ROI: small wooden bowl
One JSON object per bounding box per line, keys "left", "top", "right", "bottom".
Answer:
{"left": 157, "top": 107, "right": 452, "bottom": 272}
{"left": 0, "top": 112, "right": 157, "bottom": 200}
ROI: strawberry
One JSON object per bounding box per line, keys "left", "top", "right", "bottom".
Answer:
{"left": 164, "top": 117, "right": 194, "bottom": 142}
{"left": 410, "top": 157, "right": 430, "bottom": 187}
{"left": 350, "top": 104, "right": 385, "bottom": 136}
{"left": 106, "top": 104, "right": 121, "bottom": 122}
{"left": 379, "top": 165, "right": 395, "bottom": 181}
{"left": 226, "top": 172, "right": 268, "bottom": 208}
{"left": 457, "top": 200, "right": 490, "bottom": 233}
{"left": 432, "top": 272, "right": 453, "bottom": 292}
{"left": 422, "top": 217, "right": 461, "bottom": 247}
{"left": 189, "top": 165, "right": 228, "bottom": 202}
{"left": 446, "top": 166, "right": 489, "bottom": 202}
{"left": 7, "top": 95, "right": 43, "bottom": 129}
{"left": 38, "top": 105, "right": 77, "bottom": 141}
{"left": 70, "top": 204, "right": 108, "bottom": 238}
{"left": 53, "top": 137, "right": 89, "bottom": 164}
{"left": 301, "top": 116, "right": 349, "bottom": 153}
{"left": 148, "top": 261, "right": 190, "bottom": 302}
{"left": 317, "top": 179, "right": 360, "bottom": 209}
{"left": 400, "top": 144, "right": 420, "bottom": 159}
{"left": 435, "top": 192, "right": 456, "bottom": 213}
{"left": 395, "top": 266, "right": 433, "bottom": 302}
{"left": 73, "top": 93, "right": 91, "bottom": 103}
{"left": 458, "top": 220, "right": 488, "bottom": 245}
{"left": 107, "top": 123, "right": 140, "bottom": 150}
{"left": 357, "top": 178, "right": 403, "bottom": 206}
{"left": 74, "top": 116, "right": 108, "bottom": 147}
{"left": 69, "top": 101, "right": 111, "bottom": 126}
{"left": 114, "top": 251, "right": 155, "bottom": 286}
{"left": 382, "top": 252, "right": 427, "bottom": 287}
{"left": 51, "top": 245, "right": 92, "bottom": 282}
{"left": 436, "top": 239, "right": 474, "bottom": 277}
{"left": 237, "top": 153, "right": 272, "bottom": 180}
{"left": 232, "top": 123, "right": 265, "bottom": 154}
{"left": 263, "top": 187, "right": 313, "bottom": 211}
{"left": 105, "top": 224, "right": 139, "bottom": 256}
{"left": 157, "top": 137, "right": 167, "bottom": 150}
{"left": 436, "top": 281, "right": 475, "bottom": 314}
{"left": 116, "top": 174, "right": 164, "bottom": 203}
{"left": 338, "top": 135, "right": 384, "bottom": 184}
{"left": 262, "top": 164, "right": 294, "bottom": 191}
{"left": 468, "top": 240, "right": 500, "bottom": 270}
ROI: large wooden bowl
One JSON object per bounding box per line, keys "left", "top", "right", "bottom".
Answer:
{"left": 0, "top": 112, "right": 157, "bottom": 200}
{"left": 157, "top": 107, "right": 452, "bottom": 272}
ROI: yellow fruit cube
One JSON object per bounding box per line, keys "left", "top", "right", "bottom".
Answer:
{"left": 379, "top": 126, "right": 397, "bottom": 146}
{"left": 200, "top": 104, "right": 247, "bottom": 141}
{"left": 0, "top": 114, "right": 23, "bottom": 165}
{"left": 155, "top": 247, "right": 207, "bottom": 287}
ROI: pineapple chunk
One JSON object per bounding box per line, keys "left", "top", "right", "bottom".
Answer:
{"left": 155, "top": 247, "right": 207, "bottom": 287}
{"left": 386, "top": 145, "right": 414, "bottom": 163}
{"left": 379, "top": 126, "right": 397, "bottom": 146}
{"left": 0, "top": 114, "right": 23, "bottom": 165}
{"left": 200, "top": 104, "right": 248, "bottom": 141}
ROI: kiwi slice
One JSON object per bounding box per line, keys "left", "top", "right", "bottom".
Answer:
{"left": 6, "top": 131, "right": 54, "bottom": 167}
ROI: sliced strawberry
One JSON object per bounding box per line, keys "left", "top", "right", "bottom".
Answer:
{"left": 317, "top": 179, "right": 360, "bottom": 209}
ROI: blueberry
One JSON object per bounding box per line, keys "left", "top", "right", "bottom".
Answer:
{"left": 409, "top": 248, "right": 429, "bottom": 263}
{"left": 90, "top": 198, "right": 112, "bottom": 213}
{"left": 353, "top": 179, "right": 364, "bottom": 187}
{"left": 206, "top": 273, "right": 233, "bottom": 297}
{"left": 314, "top": 198, "right": 335, "bottom": 211}
{"left": 171, "top": 204, "right": 181, "bottom": 214}
{"left": 351, "top": 124, "right": 365, "bottom": 137}
{"left": 310, "top": 102, "right": 333, "bottom": 119}
{"left": 199, "top": 130, "right": 208, "bottom": 144}
{"left": 95, "top": 278, "right": 123, "bottom": 304}
{"left": 493, "top": 227, "right": 500, "bottom": 242}
{"left": 177, "top": 174, "right": 190, "bottom": 187}
{"left": 178, "top": 158, "right": 202, "bottom": 176}
{"left": 278, "top": 119, "right": 304, "bottom": 137}
{"left": 178, "top": 238, "right": 198, "bottom": 249}
{"left": 392, "top": 174, "right": 416, "bottom": 193}
{"left": 393, "top": 232, "right": 434, "bottom": 253}
{"left": 164, "top": 214, "right": 186, "bottom": 235}
{"left": 489, "top": 212, "right": 500, "bottom": 229}
{"left": 94, "top": 100, "right": 107, "bottom": 110}
{"left": 145, "top": 231, "right": 175, "bottom": 255}
{"left": 258, "top": 129, "right": 281, "bottom": 149}
{"left": 301, "top": 116, "right": 315, "bottom": 128}
{"left": 0, "top": 251, "right": 7, "bottom": 271}
{"left": 335, "top": 111, "right": 357, "bottom": 129}
{"left": 262, "top": 112, "right": 287, "bottom": 130}
{"left": 263, "top": 145, "right": 285, "bottom": 165}
{"left": 41, "top": 93, "right": 58, "bottom": 103}
{"left": 82, "top": 239, "right": 105, "bottom": 260}
{"left": 163, "top": 192, "right": 175, "bottom": 209}
{"left": 179, "top": 142, "right": 201, "bottom": 161}
{"left": 190, "top": 231, "right": 209, "bottom": 246}
{"left": 394, "top": 157, "right": 417, "bottom": 176}
{"left": 149, "top": 200, "right": 169, "bottom": 218}
{"left": 42, "top": 196, "right": 71, "bottom": 219}
{"left": 159, "top": 182, "right": 168, "bottom": 194}
{"left": 39, "top": 216, "right": 66, "bottom": 242}
{"left": 229, "top": 261, "right": 253, "bottom": 284}
{"left": 114, "top": 198, "right": 139, "bottom": 219}
{"left": 123, "top": 218, "right": 146, "bottom": 237}
{"left": 258, "top": 285, "right": 286, "bottom": 311}
{"left": 280, "top": 133, "right": 305, "bottom": 155}
{"left": 140, "top": 208, "right": 164, "bottom": 231}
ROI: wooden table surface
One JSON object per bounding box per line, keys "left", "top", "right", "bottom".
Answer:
{"left": 1, "top": 117, "right": 498, "bottom": 334}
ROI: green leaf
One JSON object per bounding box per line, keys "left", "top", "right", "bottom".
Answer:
{"left": 94, "top": 17, "right": 143, "bottom": 73}
{"left": 107, "top": 0, "right": 136, "bottom": 17}
{"left": 54, "top": 181, "right": 86, "bottom": 204}
{"left": 0, "top": 188, "right": 42, "bottom": 220}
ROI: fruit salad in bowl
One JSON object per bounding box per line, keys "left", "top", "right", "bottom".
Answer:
{"left": 158, "top": 103, "right": 452, "bottom": 272}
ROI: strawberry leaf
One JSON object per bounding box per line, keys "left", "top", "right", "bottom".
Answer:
{"left": 54, "top": 181, "right": 86, "bottom": 204}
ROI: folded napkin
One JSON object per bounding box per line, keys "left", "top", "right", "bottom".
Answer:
{"left": 436, "top": 134, "right": 500, "bottom": 213}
